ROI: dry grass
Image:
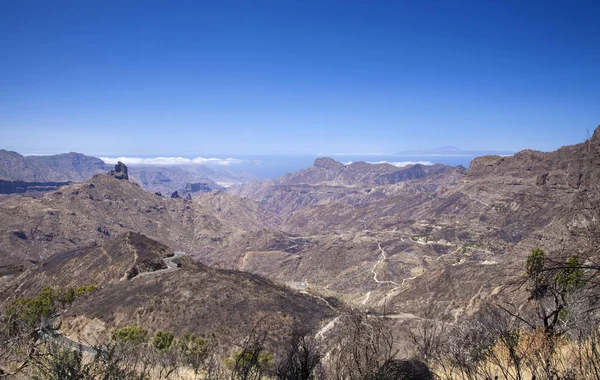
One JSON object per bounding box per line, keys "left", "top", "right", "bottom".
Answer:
{"left": 433, "top": 328, "right": 600, "bottom": 380}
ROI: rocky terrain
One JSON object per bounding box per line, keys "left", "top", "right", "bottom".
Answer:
{"left": 0, "top": 166, "right": 279, "bottom": 273}
{"left": 220, "top": 128, "right": 599, "bottom": 322}
{"left": 0, "top": 127, "right": 599, "bottom": 366}
{"left": 0, "top": 232, "right": 333, "bottom": 350}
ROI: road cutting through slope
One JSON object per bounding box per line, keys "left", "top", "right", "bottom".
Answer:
{"left": 48, "top": 251, "right": 186, "bottom": 353}
{"left": 133, "top": 251, "right": 185, "bottom": 279}
{"left": 370, "top": 243, "right": 400, "bottom": 286}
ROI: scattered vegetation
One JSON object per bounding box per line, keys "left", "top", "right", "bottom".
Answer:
{"left": 4, "top": 198, "right": 600, "bottom": 379}
{"left": 74, "top": 284, "right": 98, "bottom": 297}
{"left": 3, "top": 232, "right": 600, "bottom": 380}
{"left": 112, "top": 326, "right": 149, "bottom": 345}
{"left": 154, "top": 331, "right": 175, "bottom": 352}
{"left": 408, "top": 242, "right": 600, "bottom": 380}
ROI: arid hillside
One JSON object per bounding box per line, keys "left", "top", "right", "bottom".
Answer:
{"left": 0, "top": 168, "right": 280, "bottom": 273}
{"left": 0, "top": 232, "right": 335, "bottom": 353}
{"left": 1, "top": 127, "right": 599, "bottom": 362}
{"left": 219, "top": 128, "right": 600, "bottom": 321}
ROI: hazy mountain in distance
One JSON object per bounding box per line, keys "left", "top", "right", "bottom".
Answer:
{"left": 227, "top": 158, "right": 455, "bottom": 217}
{"left": 0, "top": 178, "right": 72, "bottom": 195}
{"left": 0, "top": 150, "right": 110, "bottom": 182}
{"left": 128, "top": 164, "right": 257, "bottom": 196}
{"left": 0, "top": 150, "right": 257, "bottom": 196}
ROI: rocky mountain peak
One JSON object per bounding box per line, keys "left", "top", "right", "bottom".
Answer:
{"left": 111, "top": 161, "right": 129, "bottom": 180}
{"left": 313, "top": 157, "right": 344, "bottom": 170}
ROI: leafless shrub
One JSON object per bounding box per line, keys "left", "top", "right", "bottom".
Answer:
{"left": 275, "top": 326, "right": 324, "bottom": 380}
{"left": 226, "top": 316, "right": 275, "bottom": 380}
{"left": 325, "top": 309, "right": 395, "bottom": 380}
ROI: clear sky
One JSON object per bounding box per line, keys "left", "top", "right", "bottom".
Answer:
{"left": 1, "top": 0, "right": 599, "bottom": 156}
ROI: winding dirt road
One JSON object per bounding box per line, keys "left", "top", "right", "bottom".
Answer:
{"left": 133, "top": 251, "right": 185, "bottom": 280}
{"left": 45, "top": 251, "right": 186, "bottom": 354}
{"left": 370, "top": 243, "right": 400, "bottom": 286}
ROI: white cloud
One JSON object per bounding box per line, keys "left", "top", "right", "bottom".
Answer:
{"left": 366, "top": 161, "right": 434, "bottom": 167}
{"left": 99, "top": 156, "right": 245, "bottom": 166}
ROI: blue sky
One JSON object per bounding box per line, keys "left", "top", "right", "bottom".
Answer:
{"left": 0, "top": 0, "right": 599, "bottom": 156}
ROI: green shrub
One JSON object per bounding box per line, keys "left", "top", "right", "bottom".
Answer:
{"left": 179, "top": 333, "right": 210, "bottom": 374}
{"left": 555, "top": 256, "right": 584, "bottom": 292}
{"left": 153, "top": 331, "right": 174, "bottom": 352}
{"left": 75, "top": 284, "right": 98, "bottom": 297}
{"left": 112, "top": 326, "right": 148, "bottom": 345}
{"left": 4, "top": 286, "right": 58, "bottom": 330}
{"left": 62, "top": 287, "right": 76, "bottom": 305}
{"left": 226, "top": 348, "right": 274, "bottom": 379}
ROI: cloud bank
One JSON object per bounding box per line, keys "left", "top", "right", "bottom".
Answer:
{"left": 100, "top": 156, "right": 245, "bottom": 166}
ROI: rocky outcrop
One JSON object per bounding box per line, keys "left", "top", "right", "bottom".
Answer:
{"left": 313, "top": 157, "right": 345, "bottom": 171}
{"left": 468, "top": 125, "right": 600, "bottom": 190}
{"left": 110, "top": 162, "right": 129, "bottom": 180}
{"left": 185, "top": 182, "right": 213, "bottom": 193}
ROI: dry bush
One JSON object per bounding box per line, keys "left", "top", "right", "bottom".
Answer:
{"left": 324, "top": 309, "right": 395, "bottom": 380}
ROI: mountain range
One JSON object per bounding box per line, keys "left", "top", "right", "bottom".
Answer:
{"left": 1, "top": 127, "right": 599, "bottom": 372}
{"left": 0, "top": 150, "right": 255, "bottom": 197}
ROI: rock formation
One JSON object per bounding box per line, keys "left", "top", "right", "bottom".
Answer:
{"left": 185, "top": 182, "right": 213, "bottom": 193}
{"left": 110, "top": 162, "right": 129, "bottom": 180}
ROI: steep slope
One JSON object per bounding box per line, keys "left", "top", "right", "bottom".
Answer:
{"left": 0, "top": 233, "right": 334, "bottom": 349}
{"left": 0, "top": 166, "right": 280, "bottom": 272}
